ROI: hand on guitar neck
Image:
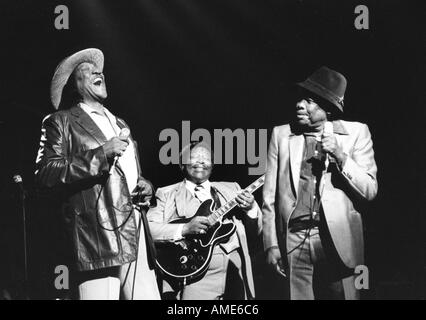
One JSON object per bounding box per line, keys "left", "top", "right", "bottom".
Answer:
{"left": 182, "top": 189, "right": 254, "bottom": 237}
{"left": 182, "top": 216, "right": 211, "bottom": 236}
{"left": 235, "top": 190, "right": 255, "bottom": 212}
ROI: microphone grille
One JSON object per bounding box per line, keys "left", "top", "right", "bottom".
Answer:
{"left": 13, "top": 175, "right": 23, "bottom": 183}
{"left": 324, "top": 121, "right": 333, "bottom": 134}
{"left": 119, "top": 128, "right": 131, "bottom": 139}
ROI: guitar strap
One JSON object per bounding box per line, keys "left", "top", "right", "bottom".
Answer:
{"left": 210, "top": 186, "right": 235, "bottom": 222}
{"left": 210, "top": 187, "right": 222, "bottom": 211}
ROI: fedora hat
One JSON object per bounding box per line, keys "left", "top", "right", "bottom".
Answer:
{"left": 297, "top": 66, "right": 347, "bottom": 113}
{"left": 50, "top": 48, "right": 104, "bottom": 109}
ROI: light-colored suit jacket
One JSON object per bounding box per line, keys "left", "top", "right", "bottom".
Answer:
{"left": 147, "top": 180, "right": 262, "bottom": 298}
{"left": 262, "top": 120, "right": 378, "bottom": 268}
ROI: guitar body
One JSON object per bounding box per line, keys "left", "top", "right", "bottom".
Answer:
{"left": 155, "top": 199, "right": 236, "bottom": 284}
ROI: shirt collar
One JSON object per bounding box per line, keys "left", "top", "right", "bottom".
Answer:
{"left": 79, "top": 102, "right": 118, "bottom": 128}
{"left": 185, "top": 179, "right": 211, "bottom": 195}
{"left": 79, "top": 102, "right": 103, "bottom": 115}
{"left": 290, "top": 120, "right": 349, "bottom": 136}
{"left": 79, "top": 102, "right": 115, "bottom": 118}
{"left": 303, "top": 132, "right": 321, "bottom": 138}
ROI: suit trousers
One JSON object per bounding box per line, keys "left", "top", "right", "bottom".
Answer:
{"left": 162, "top": 248, "right": 246, "bottom": 300}
{"left": 287, "top": 226, "right": 359, "bottom": 300}
{"left": 181, "top": 248, "right": 245, "bottom": 300}
{"left": 77, "top": 211, "right": 160, "bottom": 300}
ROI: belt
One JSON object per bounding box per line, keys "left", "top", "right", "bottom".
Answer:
{"left": 288, "top": 218, "right": 320, "bottom": 233}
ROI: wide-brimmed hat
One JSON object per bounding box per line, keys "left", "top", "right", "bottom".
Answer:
{"left": 50, "top": 48, "right": 104, "bottom": 109}
{"left": 297, "top": 66, "right": 347, "bottom": 113}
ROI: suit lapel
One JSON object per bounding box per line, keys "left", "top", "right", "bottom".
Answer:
{"left": 332, "top": 120, "right": 349, "bottom": 135}
{"left": 115, "top": 117, "right": 126, "bottom": 131}
{"left": 211, "top": 183, "right": 229, "bottom": 203}
{"left": 175, "top": 181, "right": 194, "bottom": 218}
{"left": 71, "top": 105, "right": 107, "bottom": 146}
{"left": 289, "top": 134, "right": 304, "bottom": 196}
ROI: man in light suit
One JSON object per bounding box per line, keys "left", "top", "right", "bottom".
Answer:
{"left": 147, "top": 142, "right": 262, "bottom": 300}
{"left": 263, "top": 66, "right": 378, "bottom": 299}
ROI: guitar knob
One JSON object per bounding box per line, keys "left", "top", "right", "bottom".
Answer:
{"left": 179, "top": 256, "right": 188, "bottom": 264}
{"left": 191, "top": 265, "right": 197, "bottom": 271}
{"left": 188, "top": 254, "right": 194, "bottom": 260}
{"left": 197, "top": 255, "right": 204, "bottom": 261}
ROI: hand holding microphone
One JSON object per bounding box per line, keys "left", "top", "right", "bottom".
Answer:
{"left": 321, "top": 121, "right": 344, "bottom": 166}
{"left": 102, "top": 128, "right": 130, "bottom": 174}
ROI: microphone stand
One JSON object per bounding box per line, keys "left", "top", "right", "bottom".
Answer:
{"left": 13, "top": 175, "right": 29, "bottom": 299}
{"left": 21, "top": 188, "right": 28, "bottom": 299}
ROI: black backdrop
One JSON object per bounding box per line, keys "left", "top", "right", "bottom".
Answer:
{"left": 0, "top": 0, "right": 424, "bottom": 299}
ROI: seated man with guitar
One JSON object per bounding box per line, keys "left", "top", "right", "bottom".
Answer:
{"left": 147, "top": 141, "right": 263, "bottom": 300}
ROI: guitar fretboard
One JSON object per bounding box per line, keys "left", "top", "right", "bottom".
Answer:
{"left": 208, "top": 175, "right": 265, "bottom": 224}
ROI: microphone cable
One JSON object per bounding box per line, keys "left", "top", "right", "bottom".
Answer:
{"left": 95, "top": 180, "right": 135, "bottom": 232}
{"left": 286, "top": 124, "right": 333, "bottom": 257}
{"left": 95, "top": 128, "right": 134, "bottom": 232}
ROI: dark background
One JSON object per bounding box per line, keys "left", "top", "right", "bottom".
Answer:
{"left": 0, "top": 0, "right": 424, "bottom": 299}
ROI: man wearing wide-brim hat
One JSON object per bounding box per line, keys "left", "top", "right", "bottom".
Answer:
{"left": 262, "top": 66, "right": 378, "bottom": 299}
{"left": 35, "top": 48, "right": 160, "bottom": 300}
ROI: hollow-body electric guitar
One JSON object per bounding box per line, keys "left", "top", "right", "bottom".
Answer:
{"left": 155, "top": 175, "right": 265, "bottom": 285}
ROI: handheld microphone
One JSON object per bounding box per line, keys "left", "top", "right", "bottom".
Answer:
{"left": 13, "top": 174, "right": 26, "bottom": 194}
{"left": 13, "top": 174, "right": 23, "bottom": 185}
{"left": 323, "top": 121, "right": 333, "bottom": 135}
{"left": 109, "top": 128, "right": 130, "bottom": 175}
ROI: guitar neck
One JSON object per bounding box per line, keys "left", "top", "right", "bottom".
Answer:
{"left": 208, "top": 175, "right": 265, "bottom": 224}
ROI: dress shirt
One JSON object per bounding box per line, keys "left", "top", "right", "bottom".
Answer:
{"left": 79, "top": 103, "right": 138, "bottom": 193}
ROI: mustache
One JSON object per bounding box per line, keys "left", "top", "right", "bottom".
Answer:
{"left": 189, "top": 163, "right": 211, "bottom": 169}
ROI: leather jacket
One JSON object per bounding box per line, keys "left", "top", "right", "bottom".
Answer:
{"left": 35, "top": 105, "right": 156, "bottom": 271}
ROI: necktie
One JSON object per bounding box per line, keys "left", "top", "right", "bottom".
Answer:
{"left": 194, "top": 185, "right": 209, "bottom": 202}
